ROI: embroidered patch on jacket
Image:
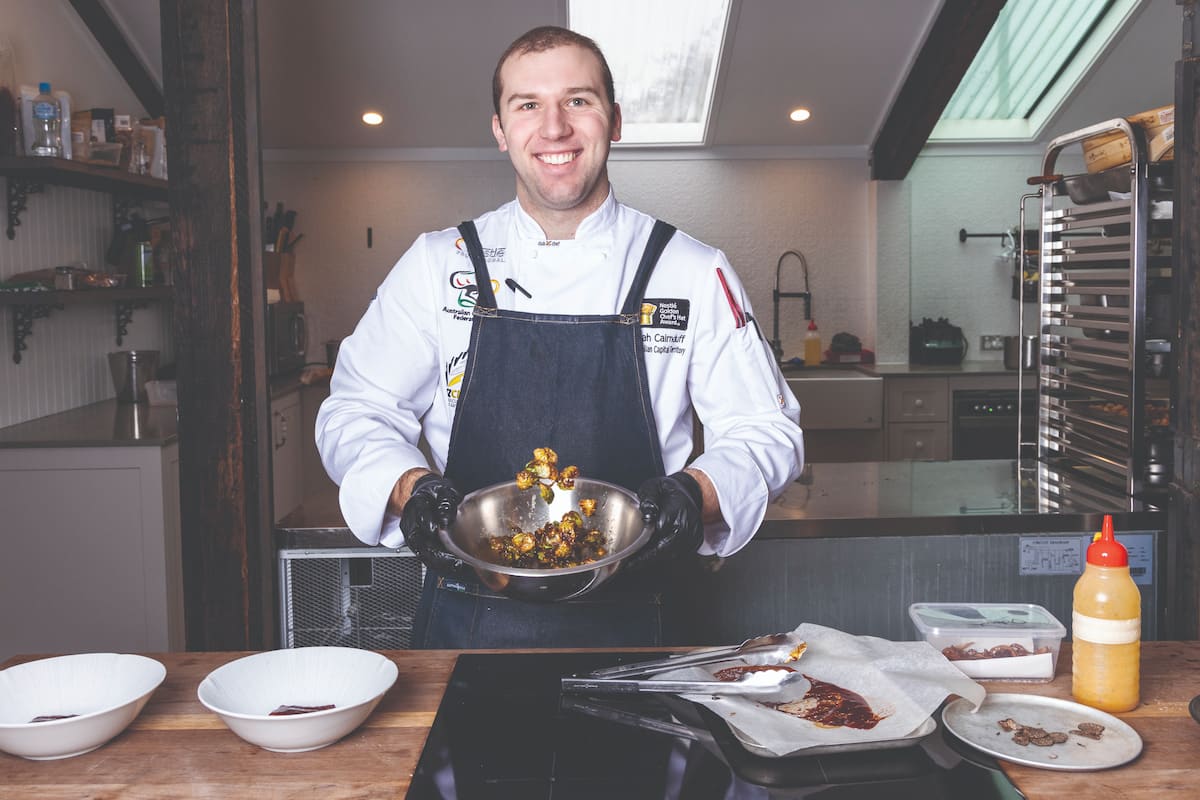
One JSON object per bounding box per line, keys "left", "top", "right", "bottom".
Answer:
{"left": 639, "top": 298, "right": 690, "bottom": 330}
{"left": 454, "top": 237, "right": 506, "bottom": 262}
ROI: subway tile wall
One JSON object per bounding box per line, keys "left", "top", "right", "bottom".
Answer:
{"left": 0, "top": 186, "right": 172, "bottom": 428}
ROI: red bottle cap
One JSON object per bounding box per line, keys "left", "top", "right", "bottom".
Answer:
{"left": 808, "top": 320, "right": 818, "bottom": 331}
{"left": 1086, "top": 514, "right": 1128, "bottom": 567}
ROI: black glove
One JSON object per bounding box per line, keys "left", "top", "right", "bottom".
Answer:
{"left": 625, "top": 472, "right": 705, "bottom": 573}
{"left": 400, "top": 473, "right": 473, "bottom": 580}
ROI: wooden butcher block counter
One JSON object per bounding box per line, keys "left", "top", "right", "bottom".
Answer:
{"left": 2, "top": 643, "right": 1199, "bottom": 798}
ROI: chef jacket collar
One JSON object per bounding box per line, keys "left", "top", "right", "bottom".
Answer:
{"left": 512, "top": 188, "right": 619, "bottom": 242}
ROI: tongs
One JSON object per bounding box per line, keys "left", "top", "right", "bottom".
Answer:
{"left": 560, "top": 669, "right": 804, "bottom": 696}
{"left": 585, "top": 632, "right": 808, "bottom": 680}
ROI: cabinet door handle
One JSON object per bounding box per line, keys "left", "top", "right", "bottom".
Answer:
{"left": 274, "top": 411, "right": 288, "bottom": 450}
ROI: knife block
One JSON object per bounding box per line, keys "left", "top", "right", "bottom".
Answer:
{"left": 263, "top": 251, "right": 297, "bottom": 303}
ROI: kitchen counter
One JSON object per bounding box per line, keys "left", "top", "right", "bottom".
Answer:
{"left": 1, "top": 643, "right": 1196, "bottom": 798}
{"left": 0, "top": 399, "right": 178, "bottom": 448}
{"left": 276, "top": 460, "right": 1165, "bottom": 549}
{"left": 0, "top": 378, "right": 313, "bottom": 450}
{"left": 781, "top": 360, "right": 1028, "bottom": 379}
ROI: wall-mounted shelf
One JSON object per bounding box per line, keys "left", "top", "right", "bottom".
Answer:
{"left": 0, "top": 156, "right": 168, "bottom": 240}
{"left": 0, "top": 287, "right": 173, "bottom": 363}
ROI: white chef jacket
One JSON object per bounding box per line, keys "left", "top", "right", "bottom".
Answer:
{"left": 316, "top": 190, "right": 804, "bottom": 555}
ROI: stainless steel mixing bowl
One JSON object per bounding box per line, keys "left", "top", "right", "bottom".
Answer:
{"left": 438, "top": 478, "right": 653, "bottom": 602}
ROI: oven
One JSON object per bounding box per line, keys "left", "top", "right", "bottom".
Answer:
{"left": 952, "top": 389, "right": 1036, "bottom": 460}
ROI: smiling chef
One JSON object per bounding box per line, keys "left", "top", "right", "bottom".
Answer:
{"left": 316, "top": 25, "right": 803, "bottom": 649}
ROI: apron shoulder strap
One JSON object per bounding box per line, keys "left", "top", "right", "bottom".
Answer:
{"left": 456, "top": 221, "right": 497, "bottom": 308}
{"left": 620, "top": 219, "right": 677, "bottom": 316}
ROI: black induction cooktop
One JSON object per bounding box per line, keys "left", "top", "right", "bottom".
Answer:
{"left": 407, "top": 652, "right": 1024, "bottom": 800}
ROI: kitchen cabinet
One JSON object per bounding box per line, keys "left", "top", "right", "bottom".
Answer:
{"left": 885, "top": 376, "right": 950, "bottom": 460}
{"left": 786, "top": 371, "right": 883, "bottom": 462}
{"left": 271, "top": 389, "right": 303, "bottom": 523}
{"left": 0, "top": 428, "right": 184, "bottom": 659}
{"left": 881, "top": 370, "right": 1035, "bottom": 461}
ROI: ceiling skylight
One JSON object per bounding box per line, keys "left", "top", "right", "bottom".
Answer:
{"left": 569, "top": 0, "right": 732, "bottom": 145}
{"left": 929, "top": 0, "right": 1142, "bottom": 142}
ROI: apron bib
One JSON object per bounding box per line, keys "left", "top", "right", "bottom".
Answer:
{"left": 415, "top": 219, "right": 677, "bottom": 649}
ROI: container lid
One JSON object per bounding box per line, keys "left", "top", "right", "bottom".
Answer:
{"left": 807, "top": 320, "right": 818, "bottom": 331}
{"left": 38, "top": 82, "right": 50, "bottom": 93}
{"left": 908, "top": 603, "right": 1065, "bottom": 635}
{"left": 1086, "top": 514, "right": 1128, "bottom": 567}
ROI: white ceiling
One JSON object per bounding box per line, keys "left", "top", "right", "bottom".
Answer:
{"left": 101, "top": 0, "right": 1178, "bottom": 156}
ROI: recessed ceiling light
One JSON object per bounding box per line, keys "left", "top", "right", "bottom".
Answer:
{"left": 789, "top": 108, "right": 811, "bottom": 123}
{"left": 361, "top": 111, "right": 383, "bottom": 126}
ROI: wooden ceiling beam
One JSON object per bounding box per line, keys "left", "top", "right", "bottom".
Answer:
{"left": 870, "top": 0, "right": 1006, "bottom": 181}
{"left": 67, "top": 0, "right": 164, "bottom": 118}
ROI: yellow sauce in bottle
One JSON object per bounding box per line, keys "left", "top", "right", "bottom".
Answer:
{"left": 1071, "top": 515, "right": 1140, "bottom": 712}
{"left": 803, "top": 320, "right": 822, "bottom": 366}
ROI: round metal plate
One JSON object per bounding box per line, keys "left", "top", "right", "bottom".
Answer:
{"left": 941, "top": 693, "right": 1142, "bottom": 771}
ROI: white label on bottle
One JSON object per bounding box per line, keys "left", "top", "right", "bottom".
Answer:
{"left": 1073, "top": 612, "right": 1140, "bottom": 645}
{"left": 32, "top": 100, "right": 56, "bottom": 120}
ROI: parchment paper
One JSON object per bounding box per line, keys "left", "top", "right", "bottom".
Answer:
{"left": 658, "top": 623, "right": 986, "bottom": 756}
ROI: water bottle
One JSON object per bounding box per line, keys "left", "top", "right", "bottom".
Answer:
{"left": 31, "top": 82, "right": 61, "bottom": 157}
{"left": 1071, "top": 514, "right": 1140, "bottom": 712}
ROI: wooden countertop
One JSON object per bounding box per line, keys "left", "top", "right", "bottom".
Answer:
{"left": 2, "top": 643, "right": 1198, "bottom": 798}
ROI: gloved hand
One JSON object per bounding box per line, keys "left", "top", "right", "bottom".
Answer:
{"left": 625, "top": 472, "right": 706, "bottom": 573}
{"left": 400, "top": 473, "right": 473, "bottom": 580}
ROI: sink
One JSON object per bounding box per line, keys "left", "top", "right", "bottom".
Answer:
{"left": 785, "top": 369, "right": 882, "bottom": 430}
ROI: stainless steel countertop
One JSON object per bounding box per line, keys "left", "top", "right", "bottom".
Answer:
{"left": 0, "top": 399, "right": 179, "bottom": 448}
{"left": 275, "top": 460, "right": 1166, "bottom": 550}
{"left": 0, "top": 378, "right": 306, "bottom": 449}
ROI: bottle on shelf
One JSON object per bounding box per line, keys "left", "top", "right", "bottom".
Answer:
{"left": 803, "top": 319, "right": 822, "bottom": 367}
{"left": 1071, "top": 514, "right": 1140, "bottom": 712}
{"left": 31, "top": 82, "right": 61, "bottom": 157}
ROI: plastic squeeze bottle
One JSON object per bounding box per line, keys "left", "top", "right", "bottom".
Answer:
{"left": 1071, "top": 514, "right": 1140, "bottom": 712}
{"left": 803, "top": 320, "right": 822, "bottom": 366}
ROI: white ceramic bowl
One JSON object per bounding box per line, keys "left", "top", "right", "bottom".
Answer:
{"left": 0, "top": 653, "right": 166, "bottom": 760}
{"left": 197, "top": 647, "right": 398, "bottom": 753}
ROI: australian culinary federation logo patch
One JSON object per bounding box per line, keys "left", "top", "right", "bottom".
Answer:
{"left": 443, "top": 271, "right": 500, "bottom": 320}
{"left": 640, "top": 298, "right": 690, "bottom": 356}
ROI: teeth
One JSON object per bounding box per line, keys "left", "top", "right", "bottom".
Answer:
{"left": 539, "top": 152, "right": 576, "bottom": 165}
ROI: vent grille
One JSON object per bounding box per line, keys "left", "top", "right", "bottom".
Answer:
{"left": 280, "top": 550, "right": 424, "bottom": 650}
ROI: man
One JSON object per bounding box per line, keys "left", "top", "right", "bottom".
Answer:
{"left": 316, "top": 25, "right": 802, "bottom": 648}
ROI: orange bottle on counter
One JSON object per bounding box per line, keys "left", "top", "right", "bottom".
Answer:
{"left": 1071, "top": 514, "right": 1140, "bottom": 712}
{"left": 803, "top": 320, "right": 822, "bottom": 366}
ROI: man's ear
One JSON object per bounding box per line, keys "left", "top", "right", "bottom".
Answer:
{"left": 611, "top": 102, "right": 622, "bottom": 143}
{"left": 492, "top": 114, "right": 508, "bottom": 152}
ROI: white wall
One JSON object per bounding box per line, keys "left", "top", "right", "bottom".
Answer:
{"left": 264, "top": 155, "right": 874, "bottom": 364}
{"left": 0, "top": 0, "right": 167, "bottom": 428}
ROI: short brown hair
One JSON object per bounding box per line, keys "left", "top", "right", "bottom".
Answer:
{"left": 492, "top": 25, "right": 615, "bottom": 117}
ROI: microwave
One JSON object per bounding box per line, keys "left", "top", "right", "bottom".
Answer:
{"left": 267, "top": 301, "right": 307, "bottom": 376}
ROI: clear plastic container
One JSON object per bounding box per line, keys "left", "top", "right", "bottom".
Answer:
{"left": 908, "top": 602, "right": 1066, "bottom": 682}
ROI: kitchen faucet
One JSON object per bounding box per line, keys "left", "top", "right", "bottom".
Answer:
{"left": 770, "top": 250, "right": 812, "bottom": 364}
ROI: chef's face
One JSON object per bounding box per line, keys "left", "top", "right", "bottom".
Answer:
{"left": 492, "top": 44, "right": 621, "bottom": 235}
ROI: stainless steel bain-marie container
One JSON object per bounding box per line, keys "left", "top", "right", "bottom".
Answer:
{"left": 439, "top": 478, "right": 653, "bottom": 602}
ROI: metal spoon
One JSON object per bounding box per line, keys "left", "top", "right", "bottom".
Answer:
{"left": 587, "top": 633, "right": 808, "bottom": 680}
{"left": 562, "top": 668, "right": 806, "bottom": 696}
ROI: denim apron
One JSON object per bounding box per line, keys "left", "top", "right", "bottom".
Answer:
{"left": 413, "top": 219, "right": 679, "bottom": 649}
